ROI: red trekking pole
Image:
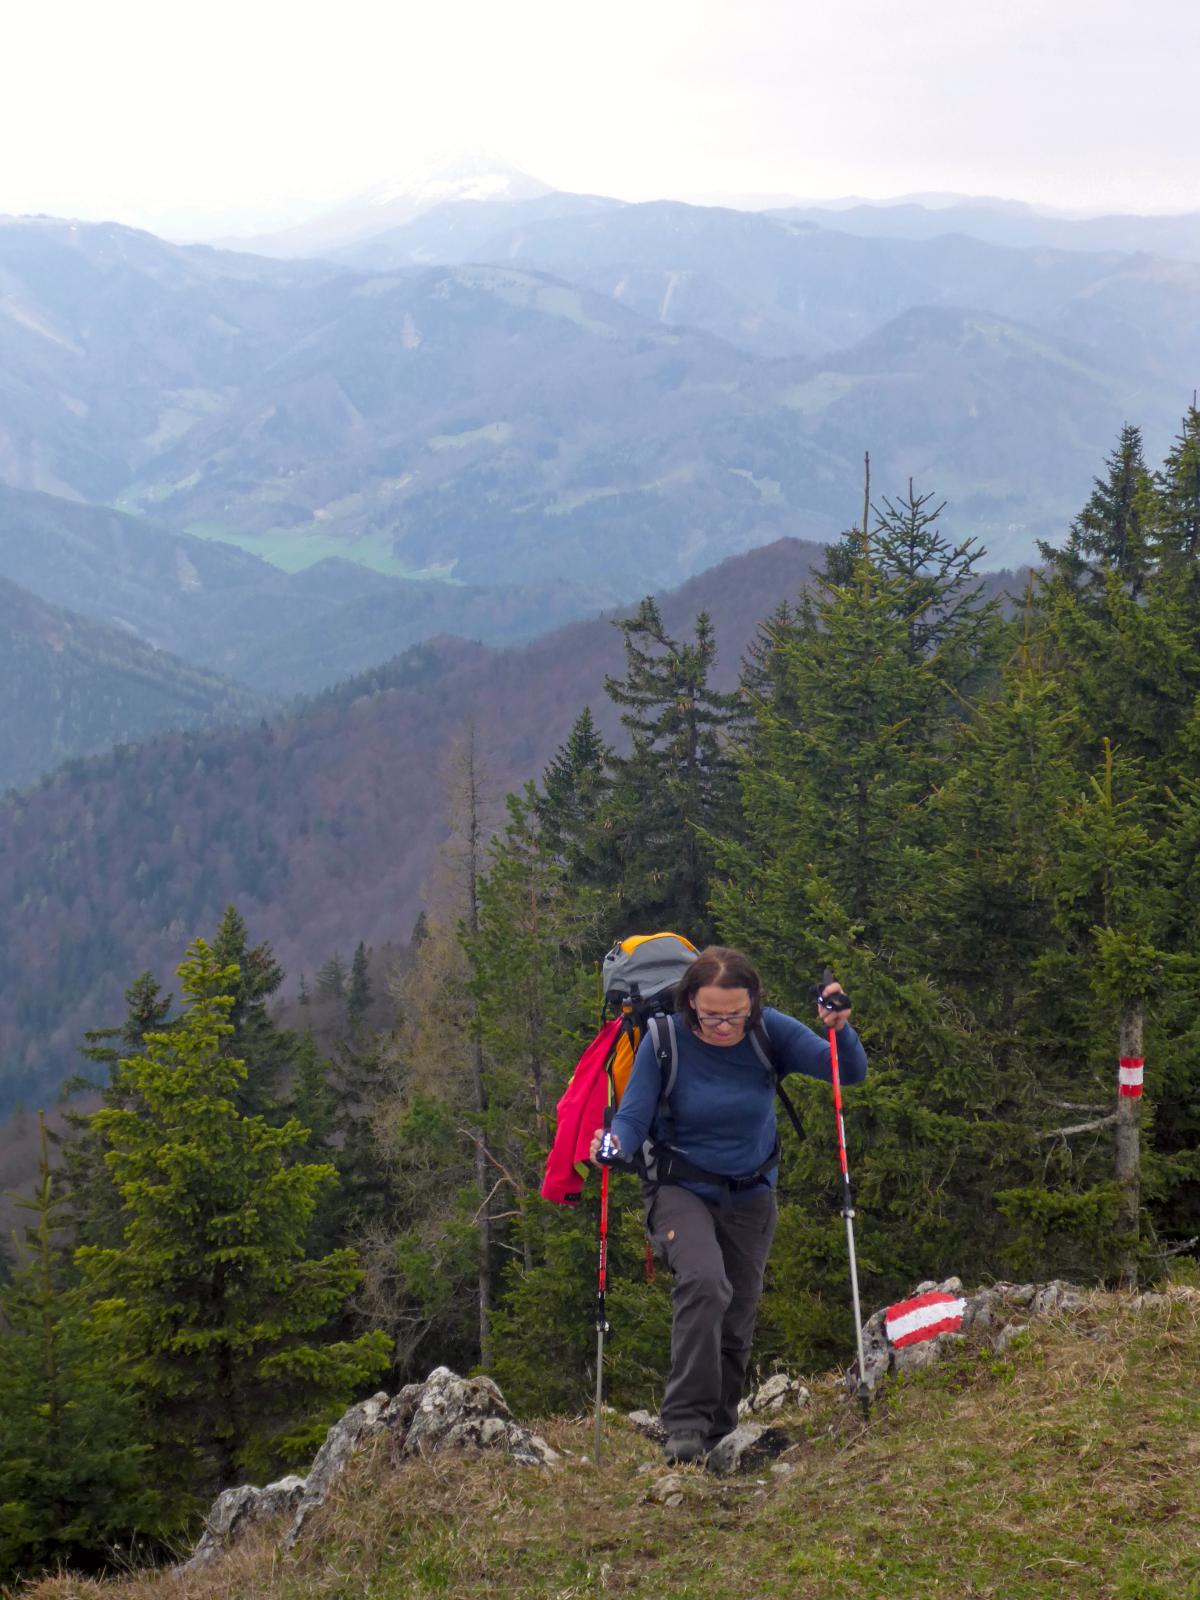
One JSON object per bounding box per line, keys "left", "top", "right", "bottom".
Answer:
{"left": 593, "top": 1111, "right": 614, "bottom": 1463}
{"left": 822, "top": 980, "right": 872, "bottom": 1420}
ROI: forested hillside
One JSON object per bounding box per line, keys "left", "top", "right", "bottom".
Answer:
{"left": 0, "top": 577, "right": 265, "bottom": 791}
{"left": 0, "top": 537, "right": 827, "bottom": 1116}
{"left": 0, "top": 484, "right": 602, "bottom": 699}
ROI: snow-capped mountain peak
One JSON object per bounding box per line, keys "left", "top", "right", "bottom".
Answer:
{"left": 359, "top": 149, "right": 552, "bottom": 211}
{"left": 226, "top": 150, "right": 555, "bottom": 260}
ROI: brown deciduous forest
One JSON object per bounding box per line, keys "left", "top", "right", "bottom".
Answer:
{"left": 0, "top": 539, "right": 833, "bottom": 1116}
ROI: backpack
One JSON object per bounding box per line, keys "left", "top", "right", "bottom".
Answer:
{"left": 539, "top": 931, "right": 696, "bottom": 1205}
{"left": 599, "top": 931, "right": 698, "bottom": 1099}
{"left": 540, "top": 931, "right": 805, "bottom": 1204}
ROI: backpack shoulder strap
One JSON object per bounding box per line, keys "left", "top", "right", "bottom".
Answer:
{"left": 647, "top": 1012, "right": 678, "bottom": 1102}
{"left": 748, "top": 1021, "right": 777, "bottom": 1082}
{"left": 750, "top": 1019, "right": 806, "bottom": 1143}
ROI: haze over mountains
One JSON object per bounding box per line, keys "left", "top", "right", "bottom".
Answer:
{"left": 0, "top": 485, "right": 602, "bottom": 696}
{"left": 219, "top": 150, "right": 557, "bottom": 259}
{"left": 0, "top": 574, "right": 264, "bottom": 792}
{"left": 3, "top": 165, "right": 1198, "bottom": 606}
{"left": 1, "top": 151, "right": 1196, "bottom": 1121}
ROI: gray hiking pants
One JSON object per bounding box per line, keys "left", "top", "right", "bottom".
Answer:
{"left": 646, "top": 1183, "right": 778, "bottom": 1442}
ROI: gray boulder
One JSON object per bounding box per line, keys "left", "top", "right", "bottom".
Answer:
{"left": 705, "top": 1423, "right": 792, "bottom": 1475}
{"left": 738, "top": 1372, "right": 810, "bottom": 1416}
{"left": 398, "top": 1367, "right": 558, "bottom": 1468}
{"left": 179, "top": 1476, "right": 306, "bottom": 1572}
{"left": 284, "top": 1390, "right": 394, "bottom": 1549}
{"left": 646, "top": 1472, "right": 687, "bottom": 1506}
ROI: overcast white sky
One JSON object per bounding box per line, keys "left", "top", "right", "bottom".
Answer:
{"left": 4, "top": 0, "right": 1199, "bottom": 235}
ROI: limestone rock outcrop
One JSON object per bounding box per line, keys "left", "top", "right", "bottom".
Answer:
{"left": 851, "top": 1276, "right": 1086, "bottom": 1397}
{"left": 182, "top": 1366, "right": 558, "bottom": 1571}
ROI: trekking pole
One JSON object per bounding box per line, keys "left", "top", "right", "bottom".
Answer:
{"left": 826, "top": 1014, "right": 872, "bottom": 1421}
{"left": 593, "top": 1113, "right": 613, "bottom": 1463}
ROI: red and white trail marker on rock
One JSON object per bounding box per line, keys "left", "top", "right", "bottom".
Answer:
{"left": 885, "top": 1290, "right": 968, "bottom": 1349}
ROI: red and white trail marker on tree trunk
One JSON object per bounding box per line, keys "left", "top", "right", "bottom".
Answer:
{"left": 1118, "top": 1056, "right": 1144, "bottom": 1098}
{"left": 885, "top": 1290, "right": 968, "bottom": 1349}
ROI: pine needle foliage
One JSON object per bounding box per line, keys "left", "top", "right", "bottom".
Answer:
{"left": 601, "top": 598, "right": 744, "bottom": 941}
{"left": 75, "top": 939, "right": 389, "bottom": 1497}
{"left": 0, "top": 1118, "right": 160, "bottom": 1582}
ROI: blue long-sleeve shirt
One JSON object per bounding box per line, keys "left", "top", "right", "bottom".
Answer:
{"left": 609, "top": 1007, "right": 868, "bottom": 1194}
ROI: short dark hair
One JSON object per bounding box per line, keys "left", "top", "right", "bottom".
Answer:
{"left": 675, "top": 945, "right": 764, "bottom": 1031}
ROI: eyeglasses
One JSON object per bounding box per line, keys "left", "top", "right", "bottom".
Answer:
{"left": 697, "top": 1012, "right": 750, "bottom": 1029}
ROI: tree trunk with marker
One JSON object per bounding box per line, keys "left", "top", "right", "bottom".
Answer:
{"left": 1115, "top": 1004, "right": 1143, "bottom": 1290}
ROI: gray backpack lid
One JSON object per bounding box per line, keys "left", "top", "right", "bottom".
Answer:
{"left": 602, "top": 932, "right": 698, "bottom": 1005}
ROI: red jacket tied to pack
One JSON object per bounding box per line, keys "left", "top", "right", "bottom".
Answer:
{"left": 540, "top": 933, "right": 699, "bottom": 1205}
{"left": 540, "top": 1017, "right": 623, "bottom": 1205}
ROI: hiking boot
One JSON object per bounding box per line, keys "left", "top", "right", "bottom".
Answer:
{"left": 663, "top": 1430, "right": 706, "bottom": 1465}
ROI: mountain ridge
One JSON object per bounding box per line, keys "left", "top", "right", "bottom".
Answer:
{"left": 0, "top": 575, "right": 267, "bottom": 792}
{"left": 220, "top": 152, "right": 557, "bottom": 259}
{"left": 0, "top": 536, "right": 836, "bottom": 1118}
{"left": 2, "top": 210, "right": 1196, "bottom": 585}
{"left": 0, "top": 484, "right": 609, "bottom": 696}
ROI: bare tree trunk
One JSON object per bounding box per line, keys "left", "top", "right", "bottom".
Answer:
{"left": 461, "top": 728, "right": 493, "bottom": 1368}
{"left": 1115, "top": 1005, "right": 1143, "bottom": 1290}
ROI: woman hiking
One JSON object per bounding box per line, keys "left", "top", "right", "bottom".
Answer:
{"left": 590, "top": 945, "right": 866, "bottom": 1465}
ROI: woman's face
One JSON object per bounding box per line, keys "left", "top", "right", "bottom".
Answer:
{"left": 692, "top": 984, "right": 752, "bottom": 1047}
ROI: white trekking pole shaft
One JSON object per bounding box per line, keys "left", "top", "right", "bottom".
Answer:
{"left": 828, "top": 1024, "right": 871, "bottom": 1419}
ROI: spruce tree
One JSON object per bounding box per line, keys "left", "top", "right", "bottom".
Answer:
{"left": 61, "top": 972, "right": 174, "bottom": 1252}
{"left": 997, "top": 743, "right": 1172, "bottom": 1286}
{"left": 601, "top": 599, "right": 744, "bottom": 940}
{"left": 713, "top": 489, "right": 1014, "bottom": 1356}
{"left": 1040, "top": 424, "right": 1157, "bottom": 600}
{"left": 316, "top": 953, "right": 349, "bottom": 1001}
{"left": 210, "top": 903, "right": 295, "bottom": 1120}
{"left": 872, "top": 480, "right": 1000, "bottom": 676}
{"left": 926, "top": 615, "right": 1078, "bottom": 1066}
{"left": 0, "top": 1118, "right": 160, "bottom": 1581}
{"left": 533, "top": 707, "right": 613, "bottom": 881}
{"left": 347, "top": 941, "right": 372, "bottom": 1028}
{"left": 1156, "top": 400, "right": 1200, "bottom": 569}
{"left": 76, "top": 940, "right": 389, "bottom": 1494}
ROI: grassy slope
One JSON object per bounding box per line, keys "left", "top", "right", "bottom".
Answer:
{"left": 23, "top": 1291, "right": 1200, "bottom": 1600}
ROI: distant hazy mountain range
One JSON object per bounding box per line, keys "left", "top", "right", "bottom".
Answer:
{"left": 222, "top": 156, "right": 1200, "bottom": 267}
{"left": 772, "top": 198, "right": 1200, "bottom": 265}
{"left": 3, "top": 199, "right": 1195, "bottom": 590}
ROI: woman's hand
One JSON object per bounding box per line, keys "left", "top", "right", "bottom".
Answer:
{"left": 589, "top": 1127, "right": 620, "bottom": 1163}
{"left": 816, "top": 980, "right": 852, "bottom": 1032}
